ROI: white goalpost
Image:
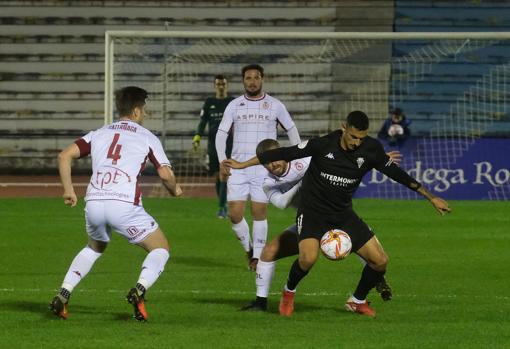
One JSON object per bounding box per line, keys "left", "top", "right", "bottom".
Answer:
{"left": 104, "top": 31, "right": 510, "bottom": 200}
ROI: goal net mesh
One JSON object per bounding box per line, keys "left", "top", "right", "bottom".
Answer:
{"left": 109, "top": 34, "right": 509, "bottom": 199}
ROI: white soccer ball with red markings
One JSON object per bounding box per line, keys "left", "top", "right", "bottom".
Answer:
{"left": 320, "top": 229, "right": 352, "bottom": 260}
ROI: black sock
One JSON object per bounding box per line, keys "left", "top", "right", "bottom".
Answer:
{"left": 353, "top": 265, "right": 385, "bottom": 300}
{"left": 286, "top": 259, "right": 309, "bottom": 291}
{"left": 59, "top": 287, "right": 71, "bottom": 302}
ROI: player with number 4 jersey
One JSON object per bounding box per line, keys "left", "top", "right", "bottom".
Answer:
{"left": 80, "top": 118, "right": 170, "bottom": 205}
{"left": 49, "top": 86, "right": 182, "bottom": 322}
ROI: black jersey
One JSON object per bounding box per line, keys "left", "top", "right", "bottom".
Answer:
{"left": 258, "top": 130, "right": 421, "bottom": 216}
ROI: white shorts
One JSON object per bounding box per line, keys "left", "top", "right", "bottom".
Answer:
{"left": 227, "top": 166, "right": 269, "bottom": 203}
{"left": 85, "top": 200, "right": 159, "bottom": 244}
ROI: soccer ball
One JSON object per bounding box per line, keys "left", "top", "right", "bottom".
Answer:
{"left": 320, "top": 229, "right": 352, "bottom": 260}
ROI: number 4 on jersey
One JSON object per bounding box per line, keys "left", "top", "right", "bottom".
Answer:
{"left": 107, "top": 133, "right": 122, "bottom": 164}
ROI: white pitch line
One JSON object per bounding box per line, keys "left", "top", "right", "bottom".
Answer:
{"left": 0, "top": 288, "right": 508, "bottom": 301}
{"left": 0, "top": 182, "right": 213, "bottom": 187}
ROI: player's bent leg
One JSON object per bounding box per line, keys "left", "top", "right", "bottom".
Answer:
{"left": 241, "top": 258, "right": 274, "bottom": 311}
{"left": 87, "top": 238, "right": 108, "bottom": 253}
{"left": 279, "top": 238, "right": 319, "bottom": 317}
{"left": 356, "top": 236, "right": 388, "bottom": 272}
{"left": 50, "top": 240, "right": 104, "bottom": 319}
{"left": 250, "top": 201, "right": 268, "bottom": 271}
{"left": 242, "top": 230, "right": 299, "bottom": 312}
{"left": 271, "top": 229, "right": 299, "bottom": 261}
{"left": 346, "top": 236, "right": 389, "bottom": 317}
{"left": 356, "top": 252, "right": 392, "bottom": 301}
{"left": 136, "top": 227, "right": 169, "bottom": 253}
{"left": 296, "top": 238, "right": 320, "bottom": 272}
{"left": 228, "top": 201, "right": 252, "bottom": 263}
{"left": 129, "top": 228, "right": 170, "bottom": 321}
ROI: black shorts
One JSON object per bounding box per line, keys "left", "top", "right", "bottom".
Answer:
{"left": 295, "top": 209, "right": 374, "bottom": 252}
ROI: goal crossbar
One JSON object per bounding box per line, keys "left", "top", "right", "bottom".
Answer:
{"left": 104, "top": 30, "right": 510, "bottom": 123}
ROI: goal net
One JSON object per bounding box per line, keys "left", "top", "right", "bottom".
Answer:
{"left": 105, "top": 31, "right": 510, "bottom": 200}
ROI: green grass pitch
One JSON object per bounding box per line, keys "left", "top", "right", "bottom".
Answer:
{"left": 1, "top": 197, "right": 509, "bottom": 348}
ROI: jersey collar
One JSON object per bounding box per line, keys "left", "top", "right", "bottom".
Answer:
{"left": 243, "top": 93, "right": 266, "bottom": 101}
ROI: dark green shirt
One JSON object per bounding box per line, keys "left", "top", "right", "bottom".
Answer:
{"left": 196, "top": 96, "right": 234, "bottom": 154}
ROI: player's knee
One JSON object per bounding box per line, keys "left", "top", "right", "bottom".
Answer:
{"left": 298, "top": 252, "right": 318, "bottom": 271}
{"left": 228, "top": 212, "right": 243, "bottom": 224}
{"left": 260, "top": 243, "right": 278, "bottom": 262}
{"left": 372, "top": 253, "right": 389, "bottom": 271}
{"left": 88, "top": 239, "right": 108, "bottom": 253}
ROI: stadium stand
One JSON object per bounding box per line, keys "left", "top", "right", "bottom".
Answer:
{"left": 1, "top": 0, "right": 509, "bottom": 173}
{"left": 0, "top": 0, "right": 394, "bottom": 173}
{"left": 392, "top": 1, "right": 510, "bottom": 136}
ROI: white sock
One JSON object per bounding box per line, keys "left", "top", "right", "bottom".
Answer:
{"left": 61, "top": 246, "right": 102, "bottom": 292}
{"left": 137, "top": 248, "right": 170, "bottom": 290}
{"left": 284, "top": 284, "right": 296, "bottom": 293}
{"left": 350, "top": 295, "right": 365, "bottom": 304}
{"left": 255, "top": 260, "right": 275, "bottom": 298}
{"left": 232, "top": 218, "right": 251, "bottom": 252}
{"left": 252, "top": 219, "right": 267, "bottom": 259}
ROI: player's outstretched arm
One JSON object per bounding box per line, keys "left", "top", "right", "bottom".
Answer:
{"left": 158, "top": 165, "right": 183, "bottom": 197}
{"left": 222, "top": 156, "right": 260, "bottom": 170}
{"left": 58, "top": 143, "right": 81, "bottom": 207}
{"left": 417, "top": 186, "right": 452, "bottom": 216}
{"left": 386, "top": 150, "right": 402, "bottom": 165}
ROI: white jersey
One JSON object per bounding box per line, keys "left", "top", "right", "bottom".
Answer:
{"left": 218, "top": 93, "right": 297, "bottom": 163}
{"left": 264, "top": 157, "right": 311, "bottom": 209}
{"left": 75, "top": 120, "right": 171, "bottom": 205}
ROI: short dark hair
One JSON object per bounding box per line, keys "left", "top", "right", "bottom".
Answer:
{"left": 392, "top": 107, "right": 404, "bottom": 116}
{"left": 214, "top": 74, "right": 226, "bottom": 81}
{"left": 115, "top": 86, "right": 148, "bottom": 116}
{"left": 242, "top": 64, "right": 264, "bottom": 78}
{"left": 256, "top": 139, "right": 279, "bottom": 158}
{"left": 346, "top": 110, "right": 369, "bottom": 131}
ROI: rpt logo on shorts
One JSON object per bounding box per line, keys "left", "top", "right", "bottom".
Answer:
{"left": 127, "top": 226, "right": 140, "bottom": 236}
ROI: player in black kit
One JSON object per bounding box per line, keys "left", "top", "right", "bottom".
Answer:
{"left": 223, "top": 110, "right": 451, "bottom": 317}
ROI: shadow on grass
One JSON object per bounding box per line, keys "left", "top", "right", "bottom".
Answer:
{"left": 171, "top": 256, "right": 238, "bottom": 269}
{"left": 2, "top": 300, "right": 103, "bottom": 319}
{"left": 193, "top": 296, "right": 333, "bottom": 315}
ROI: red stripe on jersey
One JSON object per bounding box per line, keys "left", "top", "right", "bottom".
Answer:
{"left": 148, "top": 148, "right": 161, "bottom": 169}
{"left": 74, "top": 138, "right": 91, "bottom": 158}
{"left": 134, "top": 155, "right": 148, "bottom": 206}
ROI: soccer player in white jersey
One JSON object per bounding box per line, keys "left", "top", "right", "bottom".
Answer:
{"left": 234, "top": 139, "right": 400, "bottom": 311}
{"left": 215, "top": 64, "right": 301, "bottom": 271}
{"left": 49, "top": 86, "right": 182, "bottom": 321}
